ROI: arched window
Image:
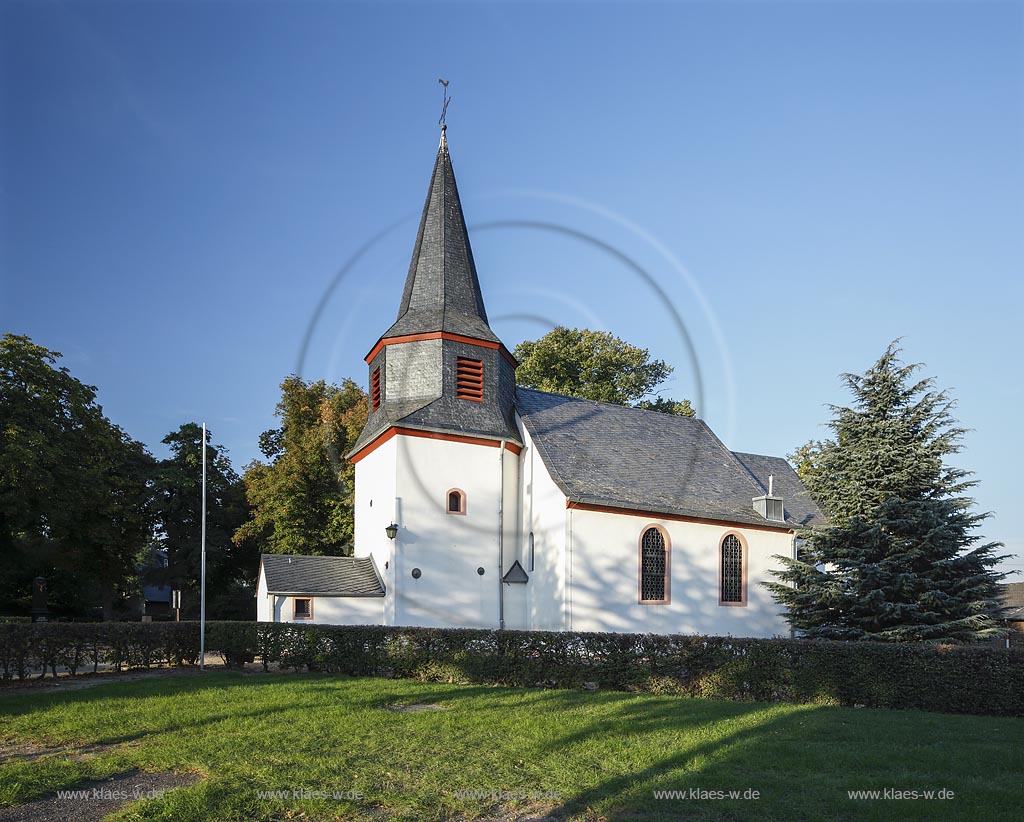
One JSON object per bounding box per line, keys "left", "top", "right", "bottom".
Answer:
{"left": 446, "top": 489, "right": 466, "bottom": 515}
{"left": 639, "top": 526, "right": 670, "bottom": 604}
{"left": 720, "top": 533, "right": 746, "bottom": 606}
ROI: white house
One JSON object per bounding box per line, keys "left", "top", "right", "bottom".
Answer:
{"left": 256, "top": 126, "right": 824, "bottom": 638}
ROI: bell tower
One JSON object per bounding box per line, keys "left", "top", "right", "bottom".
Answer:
{"left": 348, "top": 125, "right": 520, "bottom": 459}
{"left": 348, "top": 126, "right": 522, "bottom": 629}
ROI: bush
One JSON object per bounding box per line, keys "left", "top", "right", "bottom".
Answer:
{"left": 1, "top": 621, "right": 1020, "bottom": 716}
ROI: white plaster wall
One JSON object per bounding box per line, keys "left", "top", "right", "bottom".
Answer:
{"left": 353, "top": 436, "right": 397, "bottom": 625}
{"left": 256, "top": 564, "right": 270, "bottom": 622}
{"left": 518, "top": 421, "right": 568, "bottom": 631}
{"left": 270, "top": 594, "right": 384, "bottom": 624}
{"left": 391, "top": 434, "right": 517, "bottom": 628}
{"left": 566, "top": 508, "right": 794, "bottom": 638}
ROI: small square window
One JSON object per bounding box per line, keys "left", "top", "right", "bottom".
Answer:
{"left": 293, "top": 598, "right": 312, "bottom": 619}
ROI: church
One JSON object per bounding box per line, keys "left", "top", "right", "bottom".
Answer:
{"left": 256, "top": 127, "right": 824, "bottom": 638}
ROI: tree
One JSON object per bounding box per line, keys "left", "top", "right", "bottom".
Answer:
{"left": 0, "top": 333, "right": 154, "bottom": 618}
{"left": 766, "top": 342, "right": 1007, "bottom": 642}
{"left": 787, "top": 439, "right": 827, "bottom": 487}
{"left": 151, "top": 423, "right": 253, "bottom": 619}
{"left": 635, "top": 397, "right": 696, "bottom": 418}
{"left": 513, "top": 327, "right": 695, "bottom": 416}
{"left": 234, "top": 376, "right": 368, "bottom": 557}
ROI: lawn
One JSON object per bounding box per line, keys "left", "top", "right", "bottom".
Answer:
{"left": 0, "top": 671, "right": 1021, "bottom": 821}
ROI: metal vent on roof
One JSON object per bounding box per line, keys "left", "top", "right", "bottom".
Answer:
{"left": 752, "top": 473, "right": 785, "bottom": 523}
{"left": 753, "top": 495, "right": 785, "bottom": 522}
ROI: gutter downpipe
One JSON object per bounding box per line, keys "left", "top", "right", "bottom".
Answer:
{"left": 498, "top": 440, "right": 506, "bottom": 630}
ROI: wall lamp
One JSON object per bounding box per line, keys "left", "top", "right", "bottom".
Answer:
{"left": 385, "top": 523, "right": 399, "bottom": 540}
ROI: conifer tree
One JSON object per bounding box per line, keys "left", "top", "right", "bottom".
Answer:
{"left": 766, "top": 342, "right": 1006, "bottom": 642}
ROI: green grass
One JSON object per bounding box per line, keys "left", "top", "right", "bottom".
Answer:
{"left": 1, "top": 672, "right": 1021, "bottom": 821}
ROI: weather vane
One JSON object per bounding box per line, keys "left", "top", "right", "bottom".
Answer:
{"left": 438, "top": 78, "right": 451, "bottom": 126}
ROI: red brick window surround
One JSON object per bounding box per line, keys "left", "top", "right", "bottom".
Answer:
{"left": 719, "top": 532, "right": 747, "bottom": 606}
{"left": 456, "top": 357, "right": 483, "bottom": 401}
{"left": 371, "top": 367, "right": 382, "bottom": 411}
{"left": 638, "top": 525, "right": 670, "bottom": 604}
{"left": 293, "top": 597, "right": 313, "bottom": 620}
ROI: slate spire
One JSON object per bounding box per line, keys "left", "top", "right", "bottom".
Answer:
{"left": 381, "top": 125, "right": 500, "bottom": 344}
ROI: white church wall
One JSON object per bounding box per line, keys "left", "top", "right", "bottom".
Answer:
{"left": 501, "top": 437, "right": 528, "bottom": 629}
{"left": 256, "top": 564, "right": 270, "bottom": 622}
{"left": 391, "top": 434, "right": 517, "bottom": 628}
{"left": 353, "top": 435, "right": 398, "bottom": 625}
{"left": 518, "top": 422, "right": 569, "bottom": 631}
{"left": 565, "top": 507, "right": 794, "bottom": 638}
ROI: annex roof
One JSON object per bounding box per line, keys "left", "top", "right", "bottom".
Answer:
{"left": 259, "top": 554, "right": 385, "bottom": 597}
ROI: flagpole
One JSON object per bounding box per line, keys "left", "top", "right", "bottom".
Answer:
{"left": 200, "top": 421, "right": 207, "bottom": 671}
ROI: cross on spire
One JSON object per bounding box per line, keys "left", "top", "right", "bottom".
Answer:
{"left": 438, "top": 78, "right": 451, "bottom": 126}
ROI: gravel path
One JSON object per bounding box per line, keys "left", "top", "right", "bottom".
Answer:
{"left": 0, "top": 770, "right": 200, "bottom": 822}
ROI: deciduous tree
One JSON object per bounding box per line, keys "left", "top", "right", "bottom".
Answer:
{"left": 514, "top": 327, "right": 694, "bottom": 416}
{"left": 0, "top": 334, "right": 154, "bottom": 618}
{"left": 234, "top": 377, "right": 367, "bottom": 557}
{"left": 152, "top": 423, "right": 252, "bottom": 619}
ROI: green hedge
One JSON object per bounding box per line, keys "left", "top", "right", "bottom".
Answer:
{"left": 2, "top": 621, "right": 1022, "bottom": 716}
{"left": 0, "top": 621, "right": 198, "bottom": 679}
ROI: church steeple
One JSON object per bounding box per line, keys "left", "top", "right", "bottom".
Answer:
{"left": 381, "top": 125, "right": 500, "bottom": 345}
{"left": 347, "top": 126, "right": 521, "bottom": 462}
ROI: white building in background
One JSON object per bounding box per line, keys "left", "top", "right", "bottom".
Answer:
{"left": 256, "top": 126, "right": 823, "bottom": 637}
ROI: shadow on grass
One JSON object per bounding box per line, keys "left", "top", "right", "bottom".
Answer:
{"left": 2, "top": 672, "right": 1020, "bottom": 821}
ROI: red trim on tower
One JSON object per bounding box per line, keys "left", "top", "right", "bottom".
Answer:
{"left": 364, "top": 332, "right": 518, "bottom": 368}
{"left": 349, "top": 426, "right": 522, "bottom": 464}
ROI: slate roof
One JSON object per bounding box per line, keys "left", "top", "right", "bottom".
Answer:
{"left": 259, "top": 554, "right": 385, "bottom": 597}
{"left": 1000, "top": 582, "right": 1024, "bottom": 621}
{"left": 379, "top": 127, "right": 499, "bottom": 345}
{"left": 732, "top": 451, "right": 827, "bottom": 528}
{"left": 515, "top": 388, "right": 825, "bottom": 531}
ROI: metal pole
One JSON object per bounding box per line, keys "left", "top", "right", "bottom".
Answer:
{"left": 200, "top": 422, "right": 207, "bottom": 671}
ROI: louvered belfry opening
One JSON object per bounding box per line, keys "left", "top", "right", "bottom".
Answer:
{"left": 371, "top": 367, "right": 381, "bottom": 411}
{"left": 640, "top": 527, "right": 667, "bottom": 602}
{"left": 456, "top": 357, "right": 483, "bottom": 401}
{"left": 721, "top": 534, "right": 743, "bottom": 603}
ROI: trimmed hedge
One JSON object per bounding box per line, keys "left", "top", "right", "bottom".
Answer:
{"left": 0, "top": 621, "right": 199, "bottom": 680}
{"left": 3, "top": 621, "right": 1022, "bottom": 716}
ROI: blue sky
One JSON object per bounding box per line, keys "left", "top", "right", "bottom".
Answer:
{"left": 2, "top": 1, "right": 1021, "bottom": 578}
